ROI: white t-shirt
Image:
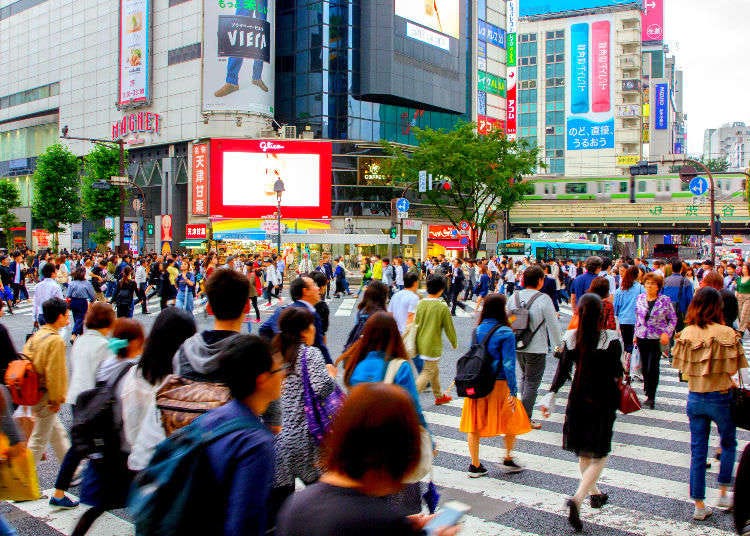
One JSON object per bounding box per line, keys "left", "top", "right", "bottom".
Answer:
{"left": 387, "top": 289, "right": 420, "bottom": 333}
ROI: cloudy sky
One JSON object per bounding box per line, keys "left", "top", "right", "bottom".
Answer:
{"left": 663, "top": 0, "right": 750, "bottom": 156}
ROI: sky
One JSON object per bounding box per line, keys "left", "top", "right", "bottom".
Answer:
{"left": 663, "top": 0, "right": 750, "bottom": 156}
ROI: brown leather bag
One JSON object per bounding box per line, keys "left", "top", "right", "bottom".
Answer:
{"left": 155, "top": 375, "right": 231, "bottom": 437}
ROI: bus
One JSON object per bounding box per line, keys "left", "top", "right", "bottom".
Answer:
{"left": 497, "top": 239, "right": 612, "bottom": 262}
{"left": 652, "top": 244, "right": 699, "bottom": 260}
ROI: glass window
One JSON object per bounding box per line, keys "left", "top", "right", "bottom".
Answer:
{"left": 638, "top": 181, "right": 646, "bottom": 193}
{"left": 620, "top": 182, "right": 628, "bottom": 193}
{"left": 566, "top": 183, "right": 587, "bottom": 194}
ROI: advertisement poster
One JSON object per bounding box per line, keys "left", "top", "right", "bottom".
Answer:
{"left": 203, "top": 0, "right": 275, "bottom": 115}
{"left": 566, "top": 15, "right": 615, "bottom": 151}
{"left": 395, "top": 0, "right": 459, "bottom": 38}
{"left": 642, "top": 0, "right": 664, "bottom": 42}
{"left": 160, "top": 214, "right": 173, "bottom": 242}
{"left": 192, "top": 143, "right": 208, "bottom": 215}
{"left": 521, "top": 0, "right": 634, "bottom": 17}
{"left": 118, "top": 0, "right": 150, "bottom": 107}
{"left": 505, "top": 0, "right": 519, "bottom": 139}
{"left": 654, "top": 83, "right": 668, "bottom": 130}
{"left": 478, "top": 71, "right": 506, "bottom": 97}
{"left": 477, "top": 20, "right": 506, "bottom": 49}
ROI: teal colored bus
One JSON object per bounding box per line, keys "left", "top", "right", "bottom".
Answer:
{"left": 497, "top": 239, "right": 612, "bottom": 261}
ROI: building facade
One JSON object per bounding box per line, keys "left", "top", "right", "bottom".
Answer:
{"left": 704, "top": 122, "right": 750, "bottom": 172}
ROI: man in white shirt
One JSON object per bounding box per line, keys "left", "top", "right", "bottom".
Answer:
{"left": 33, "top": 263, "right": 64, "bottom": 325}
{"left": 297, "top": 253, "right": 313, "bottom": 275}
{"left": 388, "top": 273, "right": 420, "bottom": 333}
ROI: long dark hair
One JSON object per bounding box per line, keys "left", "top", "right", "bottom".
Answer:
{"left": 273, "top": 307, "right": 315, "bottom": 368}
{"left": 338, "top": 312, "right": 408, "bottom": 386}
{"left": 685, "top": 287, "right": 724, "bottom": 328}
{"left": 479, "top": 294, "right": 510, "bottom": 326}
{"left": 575, "top": 293, "right": 603, "bottom": 358}
{"left": 357, "top": 281, "right": 389, "bottom": 314}
{"left": 621, "top": 265, "right": 639, "bottom": 290}
{"left": 138, "top": 308, "right": 197, "bottom": 385}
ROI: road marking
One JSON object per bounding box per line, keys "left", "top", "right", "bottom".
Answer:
{"left": 334, "top": 298, "right": 357, "bottom": 317}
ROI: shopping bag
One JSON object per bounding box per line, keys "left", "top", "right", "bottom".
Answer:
{"left": 12, "top": 406, "right": 34, "bottom": 442}
{"left": 0, "top": 435, "right": 40, "bottom": 501}
{"left": 618, "top": 376, "right": 642, "bottom": 414}
{"left": 501, "top": 396, "right": 532, "bottom": 436}
{"left": 630, "top": 347, "right": 641, "bottom": 373}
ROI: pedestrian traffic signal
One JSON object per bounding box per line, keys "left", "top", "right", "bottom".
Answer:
{"left": 436, "top": 179, "right": 452, "bottom": 191}
{"left": 389, "top": 226, "right": 398, "bottom": 239}
{"left": 147, "top": 223, "right": 154, "bottom": 235}
{"left": 713, "top": 215, "right": 722, "bottom": 237}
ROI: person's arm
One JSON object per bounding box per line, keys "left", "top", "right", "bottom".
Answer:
{"left": 0, "top": 387, "right": 22, "bottom": 447}
{"left": 85, "top": 282, "right": 96, "bottom": 301}
{"left": 307, "top": 347, "right": 337, "bottom": 398}
{"left": 443, "top": 306, "right": 458, "bottom": 348}
{"left": 543, "top": 301, "right": 561, "bottom": 352}
{"left": 497, "top": 332, "right": 518, "bottom": 397}
{"left": 45, "top": 338, "right": 68, "bottom": 408}
{"left": 614, "top": 289, "right": 622, "bottom": 317}
{"left": 662, "top": 296, "right": 678, "bottom": 337}
{"left": 224, "top": 439, "right": 275, "bottom": 535}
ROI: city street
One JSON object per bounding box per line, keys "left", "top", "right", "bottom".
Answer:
{"left": 0, "top": 286, "right": 746, "bottom": 535}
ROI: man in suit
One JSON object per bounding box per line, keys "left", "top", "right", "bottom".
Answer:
{"left": 449, "top": 258, "right": 467, "bottom": 316}
{"left": 9, "top": 251, "right": 26, "bottom": 306}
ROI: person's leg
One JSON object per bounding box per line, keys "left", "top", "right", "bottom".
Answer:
{"left": 468, "top": 432, "right": 481, "bottom": 467}
{"left": 516, "top": 351, "right": 529, "bottom": 409}
{"left": 503, "top": 435, "right": 516, "bottom": 459}
{"left": 712, "top": 393, "right": 737, "bottom": 496}
{"left": 70, "top": 506, "right": 105, "bottom": 536}
{"left": 520, "top": 353, "right": 546, "bottom": 420}
{"left": 687, "top": 393, "right": 711, "bottom": 504}
{"left": 28, "top": 401, "right": 55, "bottom": 463}
{"left": 620, "top": 324, "right": 634, "bottom": 355}
{"left": 251, "top": 297, "right": 260, "bottom": 320}
{"left": 50, "top": 413, "right": 71, "bottom": 462}
{"left": 416, "top": 360, "right": 440, "bottom": 394}
{"left": 573, "top": 456, "right": 608, "bottom": 505}
{"left": 54, "top": 447, "right": 85, "bottom": 493}
{"left": 638, "top": 339, "right": 656, "bottom": 401}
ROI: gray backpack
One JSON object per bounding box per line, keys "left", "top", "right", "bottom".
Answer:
{"left": 509, "top": 292, "right": 545, "bottom": 350}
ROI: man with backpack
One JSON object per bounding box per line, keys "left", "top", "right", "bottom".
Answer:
{"left": 23, "top": 297, "right": 71, "bottom": 463}
{"left": 662, "top": 258, "right": 694, "bottom": 334}
{"left": 507, "top": 266, "right": 560, "bottom": 429}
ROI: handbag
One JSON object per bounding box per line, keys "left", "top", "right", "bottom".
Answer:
{"left": 618, "top": 375, "right": 641, "bottom": 414}
{"left": 0, "top": 434, "right": 39, "bottom": 501}
{"left": 383, "top": 359, "right": 432, "bottom": 483}
{"left": 731, "top": 372, "right": 750, "bottom": 431}
{"left": 301, "top": 348, "right": 346, "bottom": 444}
{"left": 403, "top": 323, "right": 418, "bottom": 359}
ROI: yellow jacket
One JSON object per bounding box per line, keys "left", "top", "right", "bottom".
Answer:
{"left": 23, "top": 326, "right": 68, "bottom": 405}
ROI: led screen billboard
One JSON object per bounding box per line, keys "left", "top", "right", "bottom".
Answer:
{"left": 395, "top": 0, "right": 460, "bottom": 39}
{"left": 209, "top": 139, "right": 332, "bottom": 220}
{"left": 520, "top": 0, "right": 639, "bottom": 17}
{"left": 118, "top": 0, "right": 150, "bottom": 107}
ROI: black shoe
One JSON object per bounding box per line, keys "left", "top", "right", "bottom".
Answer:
{"left": 566, "top": 499, "right": 583, "bottom": 532}
{"left": 467, "top": 464, "right": 488, "bottom": 478}
{"left": 590, "top": 493, "right": 608, "bottom": 509}
{"left": 502, "top": 458, "right": 525, "bottom": 473}
{"left": 644, "top": 398, "right": 655, "bottom": 409}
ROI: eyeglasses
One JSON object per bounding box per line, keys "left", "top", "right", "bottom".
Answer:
{"left": 270, "top": 362, "right": 291, "bottom": 376}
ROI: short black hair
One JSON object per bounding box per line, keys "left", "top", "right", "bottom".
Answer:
{"left": 219, "top": 335, "right": 273, "bottom": 400}
{"left": 310, "top": 271, "right": 328, "bottom": 289}
{"left": 404, "top": 273, "right": 419, "bottom": 288}
{"left": 289, "top": 277, "right": 308, "bottom": 301}
{"left": 205, "top": 268, "right": 250, "bottom": 320}
{"left": 41, "top": 262, "right": 56, "bottom": 279}
{"left": 426, "top": 275, "right": 446, "bottom": 295}
{"left": 584, "top": 256, "right": 603, "bottom": 273}
{"left": 43, "top": 297, "right": 68, "bottom": 324}
{"left": 671, "top": 258, "right": 683, "bottom": 273}
{"left": 523, "top": 265, "right": 544, "bottom": 288}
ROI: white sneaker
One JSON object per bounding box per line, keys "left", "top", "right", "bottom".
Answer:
{"left": 693, "top": 505, "right": 713, "bottom": 520}
{"left": 716, "top": 494, "right": 733, "bottom": 511}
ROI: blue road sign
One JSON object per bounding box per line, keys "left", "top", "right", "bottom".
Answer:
{"left": 689, "top": 176, "right": 709, "bottom": 196}
{"left": 396, "top": 198, "right": 410, "bottom": 212}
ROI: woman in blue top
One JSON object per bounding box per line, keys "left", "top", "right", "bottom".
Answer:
{"left": 175, "top": 260, "right": 196, "bottom": 313}
{"left": 459, "top": 294, "right": 528, "bottom": 477}
{"left": 613, "top": 265, "right": 644, "bottom": 355}
{"left": 474, "top": 264, "right": 492, "bottom": 309}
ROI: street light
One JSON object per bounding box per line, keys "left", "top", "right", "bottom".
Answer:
{"left": 273, "top": 178, "right": 285, "bottom": 254}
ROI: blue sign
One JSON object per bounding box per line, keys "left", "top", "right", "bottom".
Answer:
{"left": 478, "top": 20, "right": 506, "bottom": 49}
{"left": 477, "top": 40, "right": 487, "bottom": 57}
{"left": 674, "top": 142, "right": 684, "bottom": 154}
{"left": 396, "top": 198, "right": 410, "bottom": 212}
{"left": 520, "top": 0, "right": 635, "bottom": 17}
{"left": 655, "top": 83, "right": 668, "bottom": 130}
{"left": 566, "top": 117, "right": 615, "bottom": 150}
{"left": 570, "top": 23, "right": 590, "bottom": 114}
{"left": 689, "top": 176, "right": 709, "bottom": 196}
{"left": 477, "top": 91, "right": 487, "bottom": 116}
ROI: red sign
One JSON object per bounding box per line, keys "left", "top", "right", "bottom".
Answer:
{"left": 209, "top": 139, "right": 332, "bottom": 220}
{"left": 642, "top": 0, "right": 664, "bottom": 43}
{"left": 478, "top": 115, "right": 505, "bottom": 135}
{"left": 185, "top": 224, "right": 207, "bottom": 240}
{"left": 111, "top": 112, "right": 160, "bottom": 140}
{"left": 428, "top": 225, "right": 459, "bottom": 240}
{"left": 591, "top": 21, "right": 611, "bottom": 113}
{"left": 192, "top": 143, "right": 208, "bottom": 215}
{"left": 506, "top": 84, "right": 517, "bottom": 137}
{"left": 32, "top": 229, "right": 50, "bottom": 248}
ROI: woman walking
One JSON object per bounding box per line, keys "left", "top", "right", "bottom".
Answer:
{"left": 66, "top": 267, "right": 96, "bottom": 343}
{"left": 112, "top": 266, "right": 137, "bottom": 318}
{"left": 672, "top": 287, "right": 748, "bottom": 521}
{"left": 247, "top": 264, "right": 262, "bottom": 323}
{"left": 474, "top": 264, "right": 492, "bottom": 310}
{"left": 540, "top": 294, "right": 623, "bottom": 531}
{"left": 736, "top": 262, "right": 750, "bottom": 335}
{"left": 343, "top": 280, "right": 388, "bottom": 350}
{"left": 634, "top": 272, "right": 676, "bottom": 409}
{"left": 175, "top": 260, "right": 196, "bottom": 313}
{"left": 460, "top": 294, "right": 529, "bottom": 477}
{"left": 614, "top": 265, "right": 644, "bottom": 357}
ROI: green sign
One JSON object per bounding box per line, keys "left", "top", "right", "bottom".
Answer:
{"left": 506, "top": 34, "right": 517, "bottom": 67}
{"left": 478, "top": 71, "right": 506, "bottom": 97}
{"left": 389, "top": 226, "right": 398, "bottom": 239}
{"left": 147, "top": 223, "right": 154, "bottom": 235}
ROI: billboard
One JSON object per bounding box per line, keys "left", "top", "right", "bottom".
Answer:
{"left": 209, "top": 139, "right": 332, "bottom": 220}
{"left": 654, "top": 83, "right": 668, "bottom": 130}
{"left": 395, "top": 0, "right": 459, "bottom": 39}
{"left": 642, "top": 0, "right": 664, "bottom": 42}
{"left": 118, "top": 0, "right": 150, "bottom": 107}
{"left": 520, "top": 0, "right": 638, "bottom": 17}
{"left": 192, "top": 143, "right": 208, "bottom": 215}
{"left": 506, "top": 0, "right": 519, "bottom": 139}
{"left": 202, "top": 0, "right": 275, "bottom": 116}
{"left": 566, "top": 15, "right": 615, "bottom": 151}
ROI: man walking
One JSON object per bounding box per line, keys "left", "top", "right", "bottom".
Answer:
{"left": 33, "top": 263, "right": 64, "bottom": 325}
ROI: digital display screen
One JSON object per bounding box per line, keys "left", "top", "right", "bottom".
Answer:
{"left": 395, "top": 0, "right": 460, "bottom": 38}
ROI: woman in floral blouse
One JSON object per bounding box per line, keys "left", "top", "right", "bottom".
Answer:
{"left": 635, "top": 272, "right": 677, "bottom": 409}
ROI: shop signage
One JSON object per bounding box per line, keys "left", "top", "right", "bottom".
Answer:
{"left": 192, "top": 143, "right": 208, "bottom": 215}
{"left": 477, "top": 20, "right": 506, "bottom": 49}
{"left": 118, "top": 0, "right": 151, "bottom": 107}
{"left": 186, "top": 224, "right": 207, "bottom": 239}
{"left": 111, "top": 112, "right": 161, "bottom": 140}
{"left": 616, "top": 155, "right": 640, "bottom": 167}
{"left": 217, "top": 15, "right": 271, "bottom": 61}
{"left": 402, "top": 219, "right": 422, "bottom": 231}
{"left": 478, "top": 115, "right": 505, "bottom": 135}
{"left": 429, "top": 225, "right": 460, "bottom": 240}
{"left": 478, "top": 71, "right": 506, "bottom": 97}
{"left": 642, "top": 0, "right": 664, "bottom": 42}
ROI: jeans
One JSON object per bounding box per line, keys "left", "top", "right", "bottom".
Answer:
{"left": 517, "top": 352, "right": 547, "bottom": 420}
{"left": 104, "top": 281, "right": 116, "bottom": 299}
{"left": 636, "top": 337, "right": 662, "bottom": 401}
{"left": 620, "top": 324, "right": 635, "bottom": 354}
{"left": 687, "top": 391, "right": 736, "bottom": 500}
{"left": 176, "top": 290, "right": 194, "bottom": 313}
{"left": 225, "top": 3, "right": 267, "bottom": 84}
{"left": 0, "top": 515, "right": 16, "bottom": 536}
{"left": 69, "top": 297, "right": 88, "bottom": 336}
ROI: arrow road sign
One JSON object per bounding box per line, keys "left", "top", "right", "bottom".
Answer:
{"left": 689, "top": 176, "right": 709, "bottom": 196}
{"left": 396, "top": 198, "right": 410, "bottom": 212}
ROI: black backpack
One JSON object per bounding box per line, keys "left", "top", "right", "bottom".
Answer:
{"left": 71, "top": 362, "right": 135, "bottom": 458}
{"left": 455, "top": 324, "right": 503, "bottom": 399}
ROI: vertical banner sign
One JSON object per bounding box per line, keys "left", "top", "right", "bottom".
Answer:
{"left": 192, "top": 143, "right": 209, "bottom": 215}
{"left": 118, "top": 0, "right": 151, "bottom": 107}
{"left": 566, "top": 15, "right": 615, "bottom": 151}
{"left": 505, "top": 0, "right": 519, "bottom": 139}
{"left": 203, "top": 0, "right": 275, "bottom": 115}
{"left": 642, "top": 0, "right": 664, "bottom": 42}
{"left": 654, "top": 83, "right": 668, "bottom": 130}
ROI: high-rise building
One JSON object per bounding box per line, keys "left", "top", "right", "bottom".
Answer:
{"left": 704, "top": 122, "right": 750, "bottom": 171}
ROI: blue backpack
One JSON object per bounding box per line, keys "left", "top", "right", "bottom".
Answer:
{"left": 128, "top": 415, "right": 261, "bottom": 535}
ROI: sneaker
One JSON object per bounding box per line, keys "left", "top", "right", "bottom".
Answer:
{"left": 530, "top": 420, "right": 542, "bottom": 430}
{"left": 49, "top": 495, "right": 79, "bottom": 509}
{"left": 716, "top": 494, "right": 733, "bottom": 511}
{"left": 467, "top": 464, "right": 488, "bottom": 478}
{"left": 434, "top": 394, "right": 452, "bottom": 406}
{"left": 253, "top": 318, "right": 261, "bottom": 323}
{"left": 693, "top": 505, "right": 713, "bottom": 520}
{"left": 590, "top": 492, "right": 609, "bottom": 508}
{"left": 214, "top": 83, "right": 239, "bottom": 97}
{"left": 502, "top": 458, "right": 525, "bottom": 473}
{"left": 252, "top": 78, "right": 269, "bottom": 92}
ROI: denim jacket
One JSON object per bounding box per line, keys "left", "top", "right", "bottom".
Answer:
{"left": 474, "top": 320, "right": 518, "bottom": 397}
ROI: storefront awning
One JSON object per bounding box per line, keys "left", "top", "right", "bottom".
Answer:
{"left": 430, "top": 239, "right": 466, "bottom": 249}
{"left": 179, "top": 239, "right": 207, "bottom": 248}
{"left": 280, "top": 233, "right": 416, "bottom": 245}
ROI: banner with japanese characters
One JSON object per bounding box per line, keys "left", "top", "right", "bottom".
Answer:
{"left": 118, "top": 0, "right": 151, "bottom": 107}
{"left": 566, "top": 14, "right": 615, "bottom": 151}
{"left": 192, "top": 143, "right": 209, "bottom": 215}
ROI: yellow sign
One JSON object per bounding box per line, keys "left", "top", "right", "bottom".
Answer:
{"left": 617, "top": 234, "right": 635, "bottom": 242}
{"left": 616, "top": 155, "right": 640, "bottom": 167}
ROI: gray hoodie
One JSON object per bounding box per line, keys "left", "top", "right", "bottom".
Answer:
{"left": 171, "top": 331, "right": 242, "bottom": 382}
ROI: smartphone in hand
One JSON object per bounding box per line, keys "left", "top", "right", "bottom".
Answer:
{"left": 424, "top": 501, "right": 471, "bottom": 534}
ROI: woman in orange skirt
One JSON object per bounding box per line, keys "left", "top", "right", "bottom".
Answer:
{"left": 460, "top": 294, "right": 531, "bottom": 477}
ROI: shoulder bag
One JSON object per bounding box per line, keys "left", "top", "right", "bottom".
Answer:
{"left": 301, "top": 348, "right": 346, "bottom": 444}
{"left": 731, "top": 371, "right": 750, "bottom": 431}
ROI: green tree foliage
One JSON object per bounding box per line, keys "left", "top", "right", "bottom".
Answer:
{"left": 82, "top": 144, "right": 127, "bottom": 220}
{"left": 32, "top": 144, "right": 82, "bottom": 236}
{"left": 700, "top": 156, "right": 730, "bottom": 173}
{"left": 0, "top": 180, "right": 21, "bottom": 249}
{"left": 90, "top": 227, "right": 115, "bottom": 251}
{"left": 380, "top": 122, "right": 543, "bottom": 256}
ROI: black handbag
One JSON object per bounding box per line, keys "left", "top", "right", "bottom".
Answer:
{"left": 731, "top": 373, "right": 750, "bottom": 431}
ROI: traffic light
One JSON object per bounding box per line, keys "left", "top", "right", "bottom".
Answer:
{"left": 389, "top": 226, "right": 398, "bottom": 239}
{"left": 147, "top": 223, "right": 154, "bottom": 236}
{"left": 436, "top": 179, "right": 452, "bottom": 191}
{"left": 713, "top": 214, "right": 722, "bottom": 237}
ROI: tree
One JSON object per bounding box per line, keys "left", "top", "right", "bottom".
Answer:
{"left": 90, "top": 227, "right": 115, "bottom": 252}
{"left": 700, "top": 156, "right": 730, "bottom": 173}
{"left": 380, "top": 122, "right": 543, "bottom": 257}
{"left": 82, "top": 144, "right": 127, "bottom": 220}
{"left": 32, "top": 144, "right": 82, "bottom": 249}
{"left": 0, "top": 180, "right": 21, "bottom": 250}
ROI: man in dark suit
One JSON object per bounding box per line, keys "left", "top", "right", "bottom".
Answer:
{"left": 450, "top": 258, "right": 467, "bottom": 316}
{"left": 9, "top": 251, "right": 26, "bottom": 305}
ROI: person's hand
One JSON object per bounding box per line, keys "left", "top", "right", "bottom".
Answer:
{"left": 48, "top": 402, "right": 60, "bottom": 413}
{"left": 326, "top": 364, "right": 338, "bottom": 378}
{"left": 33, "top": 321, "right": 39, "bottom": 328}
{"left": 660, "top": 333, "right": 670, "bottom": 346}
{"left": 408, "top": 514, "right": 461, "bottom": 535}
{"left": 633, "top": 337, "right": 637, "bottom": 345}
{"left": 4, "top": 442, "right": 26, "bottom": 460}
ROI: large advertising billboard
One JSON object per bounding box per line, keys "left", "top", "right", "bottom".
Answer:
{"left": 118, "top": 0, "right": 150, "bottom": 107}
{"left": 642, "top": 0, "right": 664, "bottom": 42}
{"left": 566, "top": 15, "right": 615, "bottom": 151}
{"left": 202, "top": 0, "right": 275, "bottom": 116}
{"left": 654, "top": 83, "right": 668, "bottom": 130}
{"left": 520, "top": 0, "right": 638, "bottom": 17}
{"left": 209, "top": 139, "right": 331, "bottom": 220}
{"left": 395, "top": 0, "right": 459, "bottom": 39}
{"left": 505, "top": 0, "right": 519, "bottom": 139}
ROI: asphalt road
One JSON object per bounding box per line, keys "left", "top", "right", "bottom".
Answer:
{"left": 0, "top": 286, "right": 747, "bottom": 535}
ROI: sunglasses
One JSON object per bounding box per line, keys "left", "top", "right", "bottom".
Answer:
{"left": 270, "top": 362, "right": 291, "bottom": 376}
